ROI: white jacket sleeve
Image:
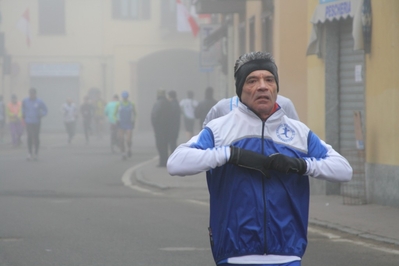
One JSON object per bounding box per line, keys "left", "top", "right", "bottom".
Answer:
{"left": 305, "top": 140, "right": 353, "bottom": 182}
{"left": 202, "top": 98, "right": 231, "bottom": 128}
{"left": 167, "top": 132, "right": 231, "bottom": 176}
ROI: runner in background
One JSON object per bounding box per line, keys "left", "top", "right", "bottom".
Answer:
{"left": 61, "top": 98, "right": 78, "bottom": 144}
{"left": 6, "top": 94, "right": 24, "bottom": 147}
{"left": 104, "top": 94, "right": 120, "bottom": 153}
{"left": 22, "top": 88, "right": 48, "bottom": 161}
{"left": 93, "top": 96, "right": 105, "bottom": 138}
{"left": 115, "top": 91, "right": 136, "bottom": 160}
{"left": 80, "top": 96, "right": 93, "bottom": 144}
{"left": 0, "top": 95, "right": 6, "bottom": 144}
{"left": 179, "top": 90, "right": 198, "bottom": 140}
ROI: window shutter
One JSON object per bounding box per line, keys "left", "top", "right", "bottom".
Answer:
{"left": 112, "top": 0, "right": 121, "bottom": 19}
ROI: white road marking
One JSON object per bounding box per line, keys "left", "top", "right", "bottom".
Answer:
{"left": 121, "top": 157, "right": 161, "bottom": 196}
{"left": 159, "top": 247, "right": 210, "bottom": 251}
{"left": 122, "top": 158, "right": 210, "bottom": 207}
{"left": 185, "top": 199, "right": 209, "bottom": 207}
{"left": 308, "top": 227, "right": 341, "bottom": 239}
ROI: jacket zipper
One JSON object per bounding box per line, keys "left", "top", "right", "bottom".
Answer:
{"left": 261, "top": 120, "right": 268, "bottom": 255}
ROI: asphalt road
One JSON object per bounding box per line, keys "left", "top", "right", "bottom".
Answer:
{"left": 0, "top": 133, "right": 398, "bottom": 266}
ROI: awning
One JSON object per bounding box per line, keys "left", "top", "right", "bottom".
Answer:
{"left": 306, "top": 0, "right": 366, "bottom": 56}
{"left": 195, "top": 0, "right": 245, "bottom": 14}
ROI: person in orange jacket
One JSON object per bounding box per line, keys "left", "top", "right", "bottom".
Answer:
{"left": 6, "top": 94, "right": 24, "bottom": 147}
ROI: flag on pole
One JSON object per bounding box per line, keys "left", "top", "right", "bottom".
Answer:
{"left": 176, "top": 0, "right": 199, "bottom": 37}
{"left": 16, "top": 8, "right": 31, "bottom": 47}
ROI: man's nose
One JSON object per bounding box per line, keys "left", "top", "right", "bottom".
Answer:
{"left": 258, "top": 79, "right": 269, "bottom": 90}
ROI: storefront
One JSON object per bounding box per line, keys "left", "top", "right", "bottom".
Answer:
{"left": 30, "top": 63, "right": 81, "bottom": 132}
{"left": 307, "top": 0, "right": 372, "bottom": 198}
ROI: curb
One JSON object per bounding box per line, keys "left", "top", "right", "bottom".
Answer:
{"left": 135, "top": 168, "right": 171, "bottom": 190}
{"left": 132, "top": 161, "right": 399, "bottom": 249}
{"left": 309, "top": 219, "right": 399, "bottom": 247}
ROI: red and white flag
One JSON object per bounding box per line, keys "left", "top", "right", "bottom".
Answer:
{"left": 176, "top": 0, "right": 199, "bottom": 37}
{"left": 16, "top": 8, "right": 31, "bottom": 47}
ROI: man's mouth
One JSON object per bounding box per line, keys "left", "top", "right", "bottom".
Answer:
{"left": 256, "top": 95, "right": 270, "bottom": 101}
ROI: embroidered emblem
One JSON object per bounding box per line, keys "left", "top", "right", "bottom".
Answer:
{"left": 276, "top": 123, "right": 295, "bottom": 142}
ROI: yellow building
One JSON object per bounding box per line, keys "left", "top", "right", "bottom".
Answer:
{"left": 0, "top": 0, "right": 209, "bottom": 131}
{"left": 198, "top": 0, "right": 399, "bottom": 206}
{"left": 307, "top": 0, "right": 399, "bottom": 207}
{"left": 198, "top": 0, "right": 308, "bottom": 122}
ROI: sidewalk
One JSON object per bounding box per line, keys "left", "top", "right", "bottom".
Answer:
{"left": 135, "top": 158, "right": 399, "bottom": 247}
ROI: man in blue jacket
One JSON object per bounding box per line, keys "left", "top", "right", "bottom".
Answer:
{"left": 167, "top": 51, "right": 352, "bottom": 266}
{"left": 22, "top": 88, "right": 48, "bottom": 161}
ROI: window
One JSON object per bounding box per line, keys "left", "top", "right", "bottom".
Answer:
{"left": 262, "top": 0, "right": 274, "bottom": 54}
{"left": 112, "top": 0, "right": 150, "bottom": 20}
{"left": 262, "top": 15, "right": 273, "bottom": 54}
{"left": 160, "top": 0, "right": 175, "bottom": 28}
{"left": 249, "top": 17, "right": 255, "bottom": 52}
{"left": 239, "top": 21, "right": 246, "bottom": 56}
{"left": 38, "top": 0, "right": 65, "bottom": 35}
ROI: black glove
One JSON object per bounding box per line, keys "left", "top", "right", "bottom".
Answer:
{"left": 228, "top": 146, "right": 272, "bottom": 178}
{"left": 269, "top": 153, "right": 307, "bottom": 175}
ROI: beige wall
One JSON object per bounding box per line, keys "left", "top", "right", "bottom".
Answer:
{"left": 246, "top": 0, "right": 262, "bottom": 51}
{"left": 0, "top": 0, "right": 199, "bottom": 103}
{"left": 305, "top": 0, "right": 399, "bottom": 164}
{"left": 2, "top": 0, "right": 105, "bottom": 57}
{"left": 244, "top": 0, "right": 309, "bottom": 123}
{"left": 365, "top": 0, "right": 399, "bottom": 165}
{"left": 306, "top": 0, "right": 326, "bottom": 138}
{"left": 274, "top": 0, "right": 308, "bottom": 123}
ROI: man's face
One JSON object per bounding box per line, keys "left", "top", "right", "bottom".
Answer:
{"left": 29, "top": 91, "right": 36, "bottom": 99}
{"left": 240, "top": 70, "right": 278, "bottom": 120}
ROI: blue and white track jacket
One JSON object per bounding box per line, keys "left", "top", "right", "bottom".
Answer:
{"left": 167, "top": 102, "right": 352, "bottom": 265}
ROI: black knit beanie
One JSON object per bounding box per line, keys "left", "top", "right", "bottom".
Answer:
{"left": 234, "top": 59, "right": 279, "bottom": 99}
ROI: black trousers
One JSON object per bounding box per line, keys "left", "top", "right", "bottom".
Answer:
{"left": 26, "top": 123, "right": 41, "bottom": 155}
{"left": 82, "top": 119, "right": 91, "bottom": 142}
{"left": 154, "top": 132, "right": 168, "bottom": 166}
{"left": 64, "top": 121, "right": 76, "bottom": 142}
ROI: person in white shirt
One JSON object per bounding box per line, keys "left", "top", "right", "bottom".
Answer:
{"left": 179, "top": 90, "right": 198, "bottom": 139}
{"left": 61, "top": 98, "right": 78, "bottom": 144}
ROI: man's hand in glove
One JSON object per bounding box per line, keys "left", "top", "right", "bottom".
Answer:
{"left": 228, "top": 146, "right": 272, "bottom": 178}
{"left": 269, "top": 153, "right": 307, "bottom": 175}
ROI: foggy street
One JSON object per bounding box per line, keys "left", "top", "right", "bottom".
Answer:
{"left": 0, "top": 0, "right": 398, "bottom": 265}
{"left": 0, "top": 131, "right": 397, "bottom": 266}
{"left": 0, "top": 131, "right": 214, "bottom": 266}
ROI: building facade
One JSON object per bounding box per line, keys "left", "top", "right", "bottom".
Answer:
{"left": 0, "top": 0, "right": 211, "bottom": 132}
{"left": 306, "top": 0, "right": 399, "bottom": 207}
{"left": 1, "top": 0, "right": 398, "bottom": 207}
{"left": 197, "top": 0, "right": 309, "bottom": 123}
{"left": 198, "top": 0, "right": 399, "bottom": 207}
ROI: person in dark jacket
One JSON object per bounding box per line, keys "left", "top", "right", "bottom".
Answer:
{"left": 167, "top": 90, "right": 180, "bottom": 154}
{"left": 80, "top": 96, "right": 93, "bottom": 144}
{"left": 195, "top": 86, "right": 217, "bottom": 128}
{"left": 151, "top": 89, "right": 173, "bottom": 167}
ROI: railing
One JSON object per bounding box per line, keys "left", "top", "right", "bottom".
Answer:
{"left": 340, "top": 149, "right": 367, "bottom": 205}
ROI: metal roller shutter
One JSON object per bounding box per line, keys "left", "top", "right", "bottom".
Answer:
{"left": 339, "top": 18, "right": 366, "bottom": 204}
